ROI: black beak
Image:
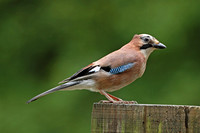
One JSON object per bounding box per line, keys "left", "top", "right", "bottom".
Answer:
{"left": 152, "top": 43, "right": 166, "bottom": 49}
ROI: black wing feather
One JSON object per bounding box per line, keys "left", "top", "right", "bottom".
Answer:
{"left": 59, "top": 65, "right": 97, "bottom": 83}
{"left": 68, "top": 66, "right": 97, "bottom": 80}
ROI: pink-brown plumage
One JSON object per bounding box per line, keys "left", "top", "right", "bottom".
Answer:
{"left": 27, "top": 34, "right": 166, "bottom": 104}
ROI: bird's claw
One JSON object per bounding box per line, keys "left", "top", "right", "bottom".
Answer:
{"left": 99, "top": 100, "right": 113, "bottom": 103}
{"left": 99, "top": 100, "right": 138, "bottom": 104}
{"left": 112, "top": 100, "right": 138, "bottom": 104}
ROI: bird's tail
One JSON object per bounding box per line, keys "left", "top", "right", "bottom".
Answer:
{"left": 27, "top": 81, "right": 80, "bottom": 104}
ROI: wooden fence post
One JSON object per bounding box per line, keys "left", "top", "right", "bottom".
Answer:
{"left": 91, "top": 103, "right": 200, "bottom": 133}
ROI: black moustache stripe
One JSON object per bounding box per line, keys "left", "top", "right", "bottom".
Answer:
{"left": 140, "top": 44, "right": 152, "bottom": 49}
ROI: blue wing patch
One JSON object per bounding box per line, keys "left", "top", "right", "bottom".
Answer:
{"left": 109, "top": 63, "right": 135, "bottom": 74}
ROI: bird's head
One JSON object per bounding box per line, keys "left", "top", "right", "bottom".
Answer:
{"left": 132, "top": 34, "right": 166, "bottom": 58}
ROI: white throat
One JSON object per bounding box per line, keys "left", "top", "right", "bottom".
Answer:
{"left": 140, "top": 48, "right": 155, "bottom": 59}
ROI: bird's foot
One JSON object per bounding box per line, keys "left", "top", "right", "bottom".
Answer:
{"left": 99, "top": 100, "right": 138, "bottom": 104}
{"left": 99, "top": 100, "right": 113, "bottom": 103}
{"left": 112, "top": 100, "right": 138, "bottom": 104}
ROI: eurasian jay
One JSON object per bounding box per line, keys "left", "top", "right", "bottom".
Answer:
{"left": 27, "top": 34, "right": 166, "bottom": 104}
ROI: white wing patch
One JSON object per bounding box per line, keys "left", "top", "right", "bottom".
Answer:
{"left": 89, "top": 66, "right": 101, "bottom": 73}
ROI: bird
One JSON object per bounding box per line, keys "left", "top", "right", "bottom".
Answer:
{"left": 27, "top": 34, "right": 166, "bottom": 104}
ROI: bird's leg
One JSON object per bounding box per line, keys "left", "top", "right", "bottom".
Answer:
{"left": 99, "top": 90, "right": 138, "bottom": 104}
{"left": 99, "top": 90, "right": 115, "bottom": 103}
{"left": 106, "top": 92, "right": 123, "bottom": 101}
{"left": 106, "top": 93, "right": 138, "bottom": 104}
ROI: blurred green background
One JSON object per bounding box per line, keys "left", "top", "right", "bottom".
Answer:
{"left": 1, "top": 0, "right": 200, "bottom": 133}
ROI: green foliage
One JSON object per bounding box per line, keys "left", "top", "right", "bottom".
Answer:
{"left": 0, "top": 0, "right": 200, "bottom": 132}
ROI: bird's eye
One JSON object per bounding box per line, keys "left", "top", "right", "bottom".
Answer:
{"left": 144, "top": 38, "right": 149, "bottom": 42}
{"left": 140, "top": 36, "right": 151, "bottom": 43}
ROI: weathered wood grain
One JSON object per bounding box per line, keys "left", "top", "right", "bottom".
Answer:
{"left": 91, "top": 103, "right": 200, "bottom": 133}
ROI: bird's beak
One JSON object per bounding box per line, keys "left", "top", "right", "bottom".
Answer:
{"left": 152, "top": 43, "right": 166, "bottom": 49}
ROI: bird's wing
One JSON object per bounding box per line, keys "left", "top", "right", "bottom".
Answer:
{"left": 59, "top": 62, "right": 135, "bottom": 84}
{"left": 58, "top": 64, "right": 100, "bottom": 84}
{"left": 101, "top": 63, "right": 135, "bottom": 74}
